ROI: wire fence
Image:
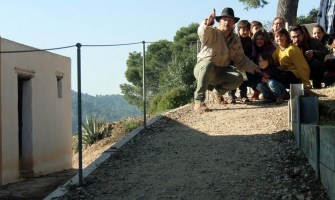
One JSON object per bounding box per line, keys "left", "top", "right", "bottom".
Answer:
{"left": 0, "top": 39, "right": 200, "bottom": 185}
{"left": 0, "top": 45, "right": 76, "bottom": 53}
{"left": 0, "top": 40, "right": 199, "bottom": 53}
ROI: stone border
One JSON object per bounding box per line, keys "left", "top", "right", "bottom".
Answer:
{"left": 289, "top": 96, "right": 335, "bottom": 200}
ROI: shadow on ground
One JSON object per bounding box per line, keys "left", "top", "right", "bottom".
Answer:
{"left": 0, "top": 169, "right": 78, "bottom": 200}
{"left": 57, "top": 115, "right": 328, "bottom": 200}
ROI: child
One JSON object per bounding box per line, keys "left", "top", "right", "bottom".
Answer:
{"left": 256, "top": 52, "right": 286, "bottom": 104}
{"left": 227, "top": 20, "right": 253, "bottom": 104}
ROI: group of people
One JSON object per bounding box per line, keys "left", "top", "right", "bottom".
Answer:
{"left": 193, "top": 6, "right": 335, "bottom": 111}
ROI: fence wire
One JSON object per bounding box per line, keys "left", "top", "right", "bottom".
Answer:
{"left": 0, "top": 45, "right": 76, "bottom": 53}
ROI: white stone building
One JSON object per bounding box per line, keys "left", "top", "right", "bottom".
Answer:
{"left": 0, "top": 38, "right": 72, "bottom": 185}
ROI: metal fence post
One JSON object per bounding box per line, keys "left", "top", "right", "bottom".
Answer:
{"left": 197, "top": 40, "right": 200, "bottom": 55}
{"left": 76, "top": 43, "right": 83, "bottom": 185}
{"left": 142, "top": 41, "right": 146, "bottom": 129}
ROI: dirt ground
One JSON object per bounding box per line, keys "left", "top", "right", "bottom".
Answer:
{"left": 0, "top": 169, "right": 78, "bottom": 200}
{"left": 1, "top": 88, "right": 334, "bottom": 200}
{"left": 57, "top": 88, "right": 333, "bottom": 200}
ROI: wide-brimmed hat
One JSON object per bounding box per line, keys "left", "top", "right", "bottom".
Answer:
{"left": 215, "top": 7, "right": 240, "bottom": 23}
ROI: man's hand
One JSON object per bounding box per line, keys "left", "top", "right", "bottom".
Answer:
{"left": 206, "top": 8, "right": 215, "bottom": 26}
{"left": 254, "top": 67, "right": 261, "bottom": 73}
{"left": 305, "top": 50, "right": 314, "bottom": 60}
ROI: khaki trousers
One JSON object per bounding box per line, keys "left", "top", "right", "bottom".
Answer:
{"left": 193, "top": 60, "right": 243, "bottom": 103}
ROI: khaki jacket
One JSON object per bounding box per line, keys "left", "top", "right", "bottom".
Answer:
{"left": 197, "top": 20, "right": 257, "bottom": 73}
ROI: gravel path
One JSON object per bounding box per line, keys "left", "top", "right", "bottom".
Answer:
{"left": 59, "top": 100, "right": 329, "bottom": 200}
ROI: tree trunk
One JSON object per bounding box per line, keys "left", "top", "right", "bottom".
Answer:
{"left": 276, "top": 0, "right": 299, "bottom": 26}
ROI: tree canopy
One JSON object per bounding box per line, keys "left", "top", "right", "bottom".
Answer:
{"left": 71, "top": 90, "right": 142, "bottom": 133}
{"left": 296, "top": 8, "right": 318, "bottom": 25}
{"left": 238, "top": 0, "right": 301, "bottom": 26}
{"left": 238, "top": 0, "right": 269, "bottom": 10}
{"left": 120, "top": 23, "right": 199, "bottom": 111}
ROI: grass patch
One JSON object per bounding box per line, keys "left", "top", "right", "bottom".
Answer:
{"left": 122, "top": 118, "right": 142, "bottom": 131}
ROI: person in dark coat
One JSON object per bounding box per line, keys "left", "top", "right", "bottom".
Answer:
{"left": 324, "top": 39, "right": 335, "bottom": 85}
{"left": 256, "top": 52, "right": 286, "bottom": 104}
{"left": 290, "top": 25, "right": 329, "bottom": 89}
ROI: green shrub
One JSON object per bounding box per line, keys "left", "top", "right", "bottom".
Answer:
{"left": 157, "top": 87, "right": 190, "bottom": 112}
{"left": 148, "top": 94, "right": 163, "bottom": 114}
{"left": 122, "top": 118, "right": 142, "bottom": 131}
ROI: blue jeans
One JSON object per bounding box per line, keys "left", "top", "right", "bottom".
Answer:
{"left": 256, "top": 79, "right": 286, "bottom": 99}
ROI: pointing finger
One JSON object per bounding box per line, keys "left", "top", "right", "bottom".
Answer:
{"left": 213, "top": 8, "right": 216, "bottom": 16}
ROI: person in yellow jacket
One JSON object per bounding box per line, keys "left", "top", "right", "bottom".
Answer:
{"left": 194, "top": 7, "right": 260, "bottom": 111}
{"left": 272, "top": 28, "right": 311, "bottom": 88}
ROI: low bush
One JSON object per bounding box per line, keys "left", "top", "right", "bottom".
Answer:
{"left": 121, "top": 117, "right": 142, "bottom": 131}
{"left": 148, "top": 94, "right": 163, "bottom": 114}
{"left": 156, "top": 87, "right": 190, "bottom": 112}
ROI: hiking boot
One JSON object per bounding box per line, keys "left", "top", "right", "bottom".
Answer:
{"left": 194, "top": 103, "right": 209, "bottom": 111}
{"left": 211, "top": 91, "right": 222, "bottom": 104}
{"left": 252, "top": 91, "right": 260, "bottom": 100}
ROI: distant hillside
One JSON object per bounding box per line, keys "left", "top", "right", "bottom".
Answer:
{"left": 72, "top": 90, "right": 143, "bottom": 133}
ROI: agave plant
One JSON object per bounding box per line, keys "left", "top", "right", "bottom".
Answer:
{"left": 82, "top": 115, "right": 111, "bottom": 145}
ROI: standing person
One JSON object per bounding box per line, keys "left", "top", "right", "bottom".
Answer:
{"left": 317, "top": 0, "right": 335, "bottom": 38}
{"left": 256, "top": 52, "right": 286, "bottom": 104}
{"left": 249, "top": 29, "right": 276, "bottom": 99}
{"left": 250, "top": 21, "right": 263, "bottom": 38}
{"left": 194, "top": 7, "right": 260, "bottom": 111}
{"left": 313, "top": 24, "right": 331, "bottom": 48}
{"left": 289, "top": 25, "right": 329, "bottom": 88}
{"left": 227, "top": 20, "right": 253, "bottom": 103}
{"left": 272, "top": 28, "right": 311, "bottom": 88}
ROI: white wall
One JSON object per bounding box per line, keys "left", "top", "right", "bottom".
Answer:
{"left": 1, "top": 38, "right": 72, "bottom": 185}
{"left": 302, "top": 23, "right": 317, "bottom": 36}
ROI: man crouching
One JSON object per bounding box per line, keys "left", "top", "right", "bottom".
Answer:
{"left": 194, "top": 7, "right": 260, "bottom": 111}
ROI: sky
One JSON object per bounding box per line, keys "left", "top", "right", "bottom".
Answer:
{"left": 0, "top": 0, "right": 320, "bottom": 96}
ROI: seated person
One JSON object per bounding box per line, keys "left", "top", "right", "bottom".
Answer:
{"left": 324, "top": 38, "right": 335, "bottom": 85}
{"left": 250, "top": 28, "right": 276, "bottom": 100}
{"left": 290, "top": 25, "right": 329, "bottom": 89}
{"left": 250, "top": 21, "right": 263, "bottom": 38}
{"left": 272, "top": 28, "right": 311, "bottom": 88}
{"left": 256, "top": 52, "right": 286, "bottom": 104}
{"left": 312, "top": 25, "right": 331, "bottom": 48}
{"left": 269, "top": 17, "right": 286, "bottom": 43}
